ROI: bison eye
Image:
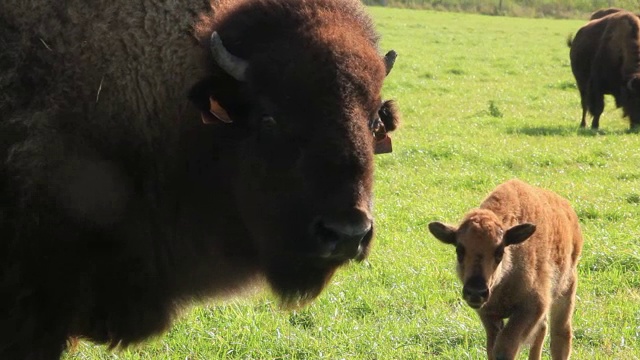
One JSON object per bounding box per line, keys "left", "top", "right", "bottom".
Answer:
{"left": 262, "top": 115, "right": 277, "bottom": 127}
{"left": 258, "top": 115, "right": 279, "bottom": 138}
{"left": 455, "top": 245, "right": 465, "bottom": 263}
{"left": 495, "top": 246, "right": 504, "bottom": 263}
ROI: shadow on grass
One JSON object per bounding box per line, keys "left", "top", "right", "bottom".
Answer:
{"left": 506, "top": 126, "right": 634, "bottom": 137}
{"left": 576, "top": 127, "right": 639, "bottom": 136}
{"left": 546, "top": 80, "right": 576, "bottom": 91}
{"left": 506, "top": 125, "right": 577, "bottom": 137}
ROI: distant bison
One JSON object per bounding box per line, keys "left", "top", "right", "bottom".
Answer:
{"left": 589, "top": 7, "right": 625, "bottom": 20}
{"left": 589, "top": 7, "right": 640, "bottom": 20}
{"left": 0, "top": 0, "right": 400, "bottom": 358}
{"left": 428, "top": 179, "right": 583, "bottom": 360}
{"left": 568, "top": 10, "right": 640, "bottom": 130}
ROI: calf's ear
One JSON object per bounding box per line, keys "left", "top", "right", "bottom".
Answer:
{"left": 504, "top": 223, "right": 536, "bottom": 246}
{"left": 428, "top": 222, "right": 457, "bottom": 245}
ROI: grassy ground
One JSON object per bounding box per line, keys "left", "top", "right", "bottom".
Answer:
{"left": 64, "top": 8, "right": 640, "bottom": 360}
{"left": 364, "top": 0, "right": 638, "bottom": 19}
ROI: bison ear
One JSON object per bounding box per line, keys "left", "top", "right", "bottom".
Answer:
{"left": 428, "top": 222, "right": 457, "bottom": 245}
{"left": 188, "top": 78, "right": 234, "bottom": 124}
{"left": 379, "top": 100, "right": 400, "bottom": 132}
{"left": 503, "top": 223, "right": 536, "bottom": 246}
{"left": 383, "top": 50, "right": 397, "bottom": 75}
{"left": 203, "top": 97, "right": 233, "bottom": 124}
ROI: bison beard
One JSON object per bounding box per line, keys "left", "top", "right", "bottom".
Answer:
{"left": 0, "top": 0, "right": 400, "bottom": 358}
{"left": 267, "top": 260, "right": 338, "bottom": 308}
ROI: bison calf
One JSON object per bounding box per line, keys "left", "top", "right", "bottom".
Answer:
{"left": 428, "top": 179, "right": 583, "bottom": 360}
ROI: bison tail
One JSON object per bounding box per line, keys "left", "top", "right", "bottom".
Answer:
{"left": 566, "top": 33, "right": 574, "bottom": 47}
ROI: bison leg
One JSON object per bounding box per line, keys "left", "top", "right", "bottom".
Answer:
{"left": 578, "top": 88, "right": 588, "bottom": 128}
{"left": 580, "top": 109, "right": 588, "bottom": 128}
{"left": 0, "top": 330, "right": 67, "bottom": 360}
{"left": 528, "top": 319, "right": 547, "bottom": 360}
{"left": 479, "top": 313, "right": 504, "bottom": 360}
{"left": 587, "top": 86, "right": 604, "bottom": 130}
{"left": 0, "top": 280, "right": 70, "bottom": 360}
{"left": 492, "top": 304, "right": 547, "bottom": 360}
{"left": 549, "top": 279, "right": 576, "bottom": 360}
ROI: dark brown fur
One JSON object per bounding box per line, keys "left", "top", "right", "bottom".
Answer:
{"left": 589, "top": 7, "right": 625, "bottom": 20}
{"left": 568, "top": 10, "right": 640, "bottom": 130}
{"left": 588, "top": 8, "right": 640, "bottom": 20}
{"left": 0, "top": 0, "right": 400, "bottom": 358}
{"left": 429, "top": 179, "right": 583, "bottom": 360}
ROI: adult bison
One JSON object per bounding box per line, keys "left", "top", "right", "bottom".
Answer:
{"left": 590, "top": 7, "right": 640, "bottom": 20}
{"left": 568, "top": 10, "right": 640, "bottom": 130}
{"left": 0, "top": 0, "right": 400, "bottom": 358}
{"left": 589, "top": 7, "right": 625, "bottom": 20}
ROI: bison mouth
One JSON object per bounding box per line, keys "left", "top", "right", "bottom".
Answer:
{"left": 307, "top": 209, "right": 374, "bottom": 262}
{"left": 465, "top": 298, "right": 486, "bottom": 309}
{"left": 265, "top": 224, "right": 374, "bottom": 308}
{"left": 311, "top": 222, "right": 373, "bottom": 262}
{"left": 462, "top": 277, "right": 489, "bottom": 310}
{"left": 462, "top": 290, "right": 489, "bottom": 309}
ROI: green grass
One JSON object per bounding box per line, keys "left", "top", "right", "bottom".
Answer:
{"left": 365, "top": 0, "right": 639, "bottom": 19}
{"left": 64, "top": 8, "right": 640, "bottom": 360}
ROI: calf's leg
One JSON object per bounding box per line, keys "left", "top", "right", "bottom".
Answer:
{"left": 480, "top": 313, "right": 504, "bottom": 360}
{"left": 549, "top": 279, "right": 577, "bottom": 360}
{"left": 493, "top": 305, "right": 547, "bottom": 360}
{"left": 528, "top": 319, "right": 547, "bottom": 360}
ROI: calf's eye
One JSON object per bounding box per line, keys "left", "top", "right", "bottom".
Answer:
{"left": 456, "top": 246, "right": 465, "bottom": 263}
{"left": 495, "top": 246, "right": 504, "bottom": 263}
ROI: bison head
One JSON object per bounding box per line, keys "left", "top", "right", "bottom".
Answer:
{"left": 428, "top": 211, "right": 536, "bottom": 309}
{"left": 189, "top": 17, "right": 399, "bottom": 306}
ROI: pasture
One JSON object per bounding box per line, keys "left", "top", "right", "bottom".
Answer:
{"left": 65, "top": 7, "right": 640, "bottom": 359}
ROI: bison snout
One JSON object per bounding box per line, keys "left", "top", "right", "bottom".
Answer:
{"left": 462, "top": 278, "right": 490, "bottom": 309}
{"left": 311, "top": 208, "right": 372, "bottom": 261}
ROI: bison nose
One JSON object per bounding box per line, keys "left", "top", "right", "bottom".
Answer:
{"left": 463, "top": 285, "right": 489, "bottom": 299}
{"left": 462, "top": 278, "right": 489, "bottom": 308}
{"left": 311, "top": 209, "right": 372, "bottom": 261}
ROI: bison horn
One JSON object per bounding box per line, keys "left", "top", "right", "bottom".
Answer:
{"left": 210, "top": 32, "right": 248, "bottom": 82}
{"left": 383, "top": 50, "right": 397, "bottom": 75}
{"left": 628, "top": 77, "right": 636, "bottom": 91}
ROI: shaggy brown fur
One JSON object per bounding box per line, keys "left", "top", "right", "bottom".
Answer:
{"left": 588, "top": 8, "right": 640, "bottom": 20}
{"left": 590, "top": 7, "right": 625, "bottom": 20}
{"left": 429, "top": 179, "right": 583, "bottom": 360}
{"left": 0, "top": 0, "right": 400, "bottom": 358}
{"left": 568, "top": 10, "right": 640, "bottom": 130}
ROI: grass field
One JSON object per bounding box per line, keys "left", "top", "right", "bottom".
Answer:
{"left": 64, "top": 7, "right": 640, "bottom": 360}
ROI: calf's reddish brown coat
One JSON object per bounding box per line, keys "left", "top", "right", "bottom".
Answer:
{"left": 428, "top": 179, "right": 583, "bottom": 360}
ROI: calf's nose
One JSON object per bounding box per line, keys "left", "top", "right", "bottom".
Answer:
{"left": 311, "top": 208, "right": 372, "bottom": 260}
{"left": 462, "top": 276, "right": 490, "bottom": 308}
{"left": 463, "top": 285, "right": 489, "bottom": 299}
